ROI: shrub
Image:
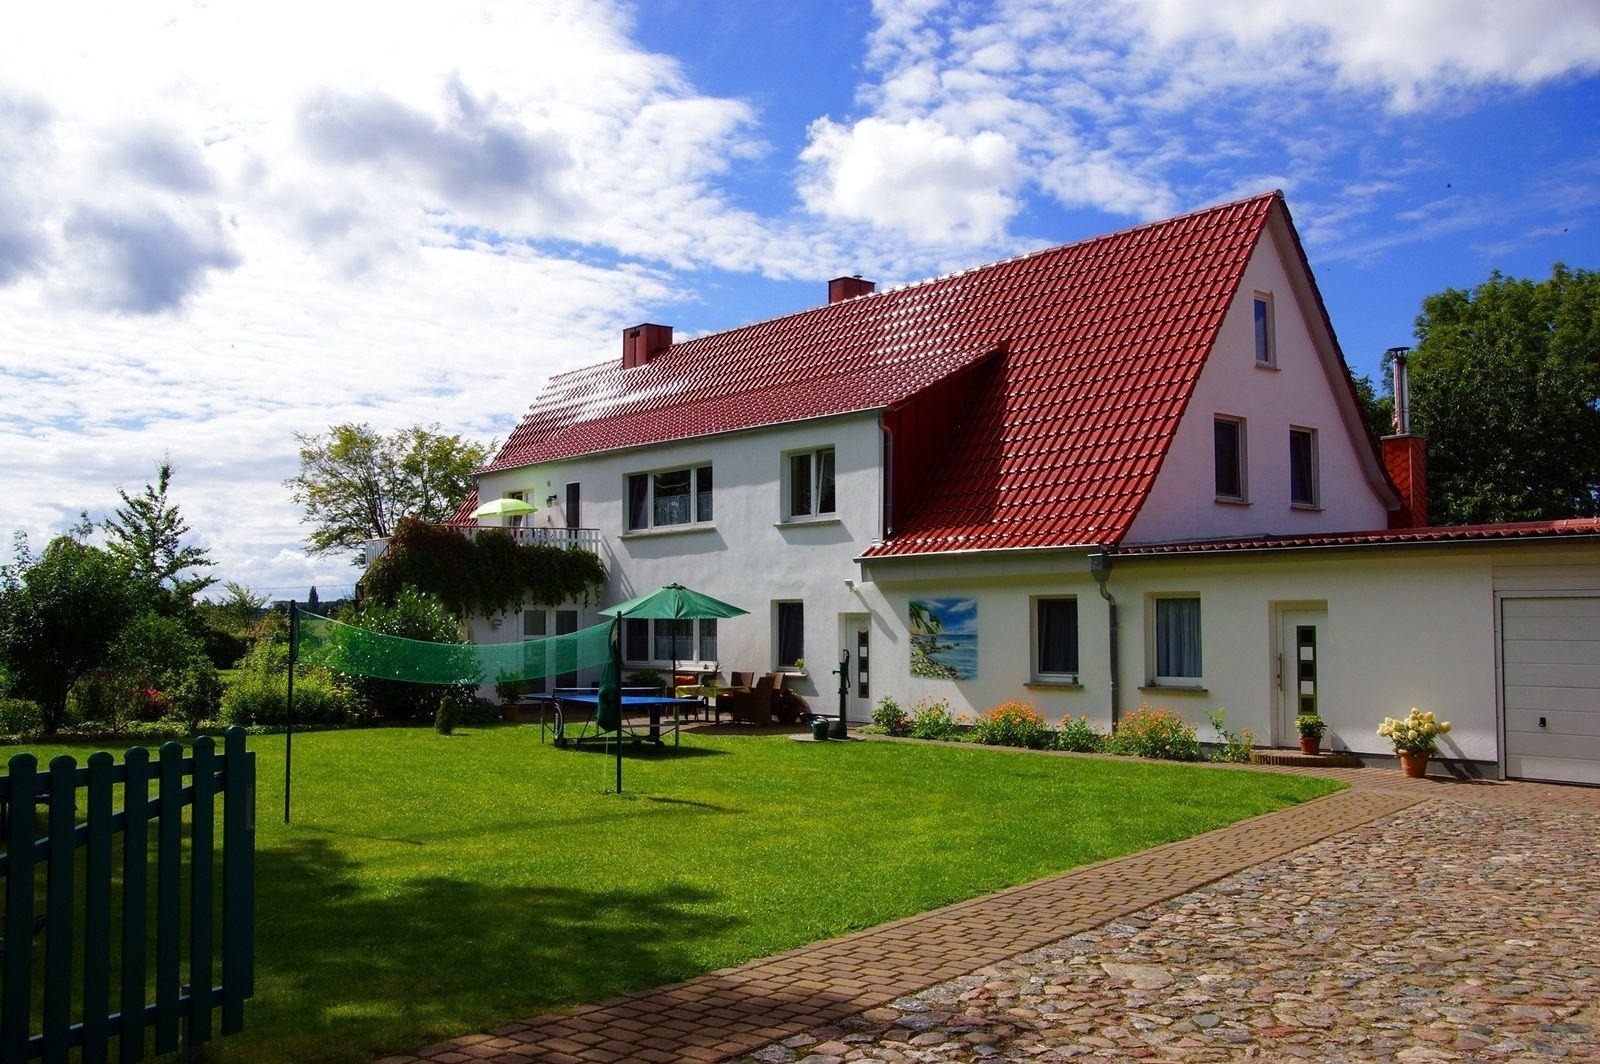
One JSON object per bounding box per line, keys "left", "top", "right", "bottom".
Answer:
{"left": 970, "top": 701, "right": 1053, "bottom": 749}
{"left": 872, "top": 697, "right": 911, "bottom": 736}
{"left": 0, "top": 697, "right": 42, "bottom": 738}
{"left": 1204, "top": 706, "right": 1255, "bottom": 764}
{"left": 907, "top": 696, "right": 960, "bottom": 740}
{"left": 624, "top": 669, "right": 666, "bottom": 691}
{"left": 220, "top": 669, "right": 357, "bottom": 728}
{"left": 1055, "top": 714, "right": 1106, "bottom": 753}
{"left": 1105, "top": 703, "right": 1202, "bottom": 761}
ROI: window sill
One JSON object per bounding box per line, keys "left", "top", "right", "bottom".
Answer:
{"left": 1214, "top": 496, "right": 1251, "bottom": 507}
{"left": 1140, "top": 683, "right": 1209, "bottom": 695}
{"left": 774, "top": 516, "right": 842, "bottom": 529}
{"left": 1291, "top": 502, "right": 1323, "bottom": 512}
{"left": 1254, "top": 360, "right": 1279, "bottom": 371}
{"left": 620, "top": 524, "right": 716, "bottom": 540}
{"left": 1025, "top": 679, "right": 1083, "bottom": 690}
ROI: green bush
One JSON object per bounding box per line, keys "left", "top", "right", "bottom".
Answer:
{"left": 907, "top": 696, "right": 960, "bottom": 741}
{"left": 1105, "top": 703, "right": 1202, "bottom": 761}
{"left": 970, "top": 701, "right": 1053, "bottom": 749}
{"left": 335, "top": 588, "right": 476, "bottom": 723}
{"left": 1054, "top": 714, "right": 1106, "bottom": 753}
{"left": 221, "top": 669, "right": 357, "bottom": 728}
{"left": 624, "top": 669, "right": 666, "bottom": 691}
{"left": 1205, "top": 707, "right": 1255, "bottom": 763}
{"left": 0, "top": 697, "right": 42, "bottom": 738}
{"left": 872, "top": 697, "right": 911, "bottom": 736}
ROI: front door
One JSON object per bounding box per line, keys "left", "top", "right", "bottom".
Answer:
{"left": 840, "top": 613, "right": 871, "bottom": 722}
{"left": 1278, "top": 606, "right": 1328, "bottom": 746}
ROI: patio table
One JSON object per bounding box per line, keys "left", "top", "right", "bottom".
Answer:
{"left": 674, "top": 684, "right": 750, "bottom": 723}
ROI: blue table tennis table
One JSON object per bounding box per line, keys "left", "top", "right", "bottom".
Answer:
{"left": 548, "top": 691, "right": 701, "bottom": 748}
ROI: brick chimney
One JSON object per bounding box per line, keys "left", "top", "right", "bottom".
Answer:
{"left": 1382, "top": 348, "right": 1428, "bottom": 528}
{"left": 828, "top": 276, "right": 876, "bottom": 304}
{"left": 622, "top": 323, "right": 672, "bottom": 369}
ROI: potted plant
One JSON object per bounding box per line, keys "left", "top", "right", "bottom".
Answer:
{"left": 1294, "top": 714, "right": 1327, "bottom": 755}
{"left": 1377, "top": 707, "right": 1452, "bottom": 778}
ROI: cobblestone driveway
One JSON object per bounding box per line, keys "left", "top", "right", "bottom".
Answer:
{"left": 733, "top": 799, "right": 1600, "bottom": 1063}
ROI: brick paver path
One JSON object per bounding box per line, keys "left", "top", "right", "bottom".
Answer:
{"left": 384, "top": 760, "right": 1600, "bottom": 1064}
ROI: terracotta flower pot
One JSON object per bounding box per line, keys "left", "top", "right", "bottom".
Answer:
{"left": 1398, "top": 750, "right": 1430, "bottom": 778}
{"left": 1298, "top": 736, "right": 1320, "bottom": 755}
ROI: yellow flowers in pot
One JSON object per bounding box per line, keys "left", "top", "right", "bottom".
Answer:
{"left": 1377, "top": 707, "right": 1452, "bottom": 755}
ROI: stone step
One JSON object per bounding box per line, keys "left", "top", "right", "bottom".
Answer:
{"left": 1251, "top": 749, "right": 1363, "bottom": 768}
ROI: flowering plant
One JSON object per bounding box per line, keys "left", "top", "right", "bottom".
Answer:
{"left": 1377, "top": 707, "right": 1452, "bottom": 755}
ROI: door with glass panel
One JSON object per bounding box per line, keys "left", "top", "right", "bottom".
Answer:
{"left": 1277, "top": 606, "right": 1327, "bottom": 746}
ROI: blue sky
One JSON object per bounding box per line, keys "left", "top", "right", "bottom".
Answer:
{"left": 2, "top": 0, "right": 1598, "bottom": 596}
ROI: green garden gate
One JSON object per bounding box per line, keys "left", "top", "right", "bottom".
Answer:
{"left": 0, "top": 727, "right": 255, "bottom": 1061}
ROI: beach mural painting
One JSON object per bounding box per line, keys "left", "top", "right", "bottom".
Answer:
{"left": 909, "top": 597, "right": 978, "bottom": 680}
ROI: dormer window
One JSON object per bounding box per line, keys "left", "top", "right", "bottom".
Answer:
{"left": 1253, "top": 293, "right": 1275, "bottom": 367}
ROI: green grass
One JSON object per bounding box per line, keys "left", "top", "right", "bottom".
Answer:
{"left": 10, "top": 727, "right": 1340, "bottom": 1062}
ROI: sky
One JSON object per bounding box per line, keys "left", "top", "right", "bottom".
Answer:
{"left": 3, "top": 0, "right": 1598, "bottom": 599}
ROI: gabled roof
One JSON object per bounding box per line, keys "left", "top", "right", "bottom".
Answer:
{"left": 485, "top": 191, "right": 1290, "bottom": 554}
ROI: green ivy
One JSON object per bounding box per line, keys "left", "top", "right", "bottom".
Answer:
{"left": 362, "top": 517, "right": 606, "bottom": 617}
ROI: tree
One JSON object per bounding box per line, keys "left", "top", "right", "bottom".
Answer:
{"left": 1403, "top": 264, "right": 1600, "bottom": 524}
{"left": 0, "top": 536, "right": 142, "bottom": 734}
{"left": 103, "top": 459, "right": 216, "bottom": 607}
{"left": 285, "top": 423, "right": 493, "bottom": 555}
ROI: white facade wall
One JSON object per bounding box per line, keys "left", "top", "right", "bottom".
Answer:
{"left": 1126, "top": 228, "right": 1391, "bottom": 544}
{"left": 469, "top": 411, "right": 882, "bottom": 705}
{"left": 860, "top": 546, "right": 1511, "bottom": 763}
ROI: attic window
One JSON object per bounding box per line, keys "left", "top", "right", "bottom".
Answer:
{"left": 1214, "top": 416, "right": 1247, "bottom": 502}
{"left": 1253, "top": 293, "right": 1275, "bottom": 366}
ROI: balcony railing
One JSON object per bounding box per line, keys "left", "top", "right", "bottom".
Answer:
{"left": 362, "top": 524, "right": 603, "bottom": 567}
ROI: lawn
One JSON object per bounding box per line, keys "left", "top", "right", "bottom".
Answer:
{"left": 9, "top": 726, "right": 1340, "bottom": 1062}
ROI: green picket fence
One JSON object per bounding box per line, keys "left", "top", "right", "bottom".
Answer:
{"left": 0, "top": 728, "right": 255, "bottom": 1062}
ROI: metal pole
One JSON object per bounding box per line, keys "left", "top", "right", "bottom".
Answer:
{"left": 284, "top": 602, "right": 297, "bottom": 825}
{"left": 831, "top": 648, "right": 850, "bottom": 739}
{"left": 613, "top": 618, "right": 623, "bottom": 795}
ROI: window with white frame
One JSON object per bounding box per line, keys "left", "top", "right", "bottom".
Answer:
{"left": 785, "top": 447, "right": 836, "bottom": 520}
{"left": 521, "top": 608, "right": 548, "bottom": 693}
{"left": 1290, "top": 427, "right": 1319, "bottom": 508}
{"left": 1033, "top": 597, "right": 1079, "bottom": 681}
{"left": 1152, "top": 596, "right": 1203, "bottom": 685}
{"left": 775, "top": 601, "right": 804, "bottom": 669}
{"left": 1253, "top": 293, "right": 1275, "bottom": 366}
{"left": 622, "top": 617, "right": 718, "bottom": 665}
{"left": 625, "top": 465, "right": 712, "bottom": 531}
{"left": 1214, "top": 416, "right": 1247, "bottom": 501}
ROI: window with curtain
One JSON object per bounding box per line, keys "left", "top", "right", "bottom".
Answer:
{"left": 1290, "top": 427, "right": 1318, "bottom": 507}
{"left": 626, "top": 465, "right": 712, "bottom": 530}
{"left": 698, "top": 619, "right": 717, "bottom": 662}
{"left": 776, "top": 601, "right": 804, "bottom": 668}
{"left": 1214, "top": 417, "right": 1245, "bottom": 500}
{"left": 1154, "top": 597, "right": 1202, "bottom": 682}
{"left": 623, "top": 618, "right": 649, "bottom": 662}
{"left": 653, "top": 618, "right": 694, "bottom": 662}
{"left": 1035, "top": 598, "right": 1079, "bottom": 678}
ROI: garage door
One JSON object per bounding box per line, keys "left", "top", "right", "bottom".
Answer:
{"left": 1502, "top": 596, "right": 1600, "bottom": 785}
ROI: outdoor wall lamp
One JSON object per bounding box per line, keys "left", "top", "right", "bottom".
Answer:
{"left": 546, "top": 494, "right": 559, "bottom": 506}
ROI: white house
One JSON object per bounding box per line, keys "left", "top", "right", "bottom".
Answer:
{"left": 439, "top": 192, "right": 1600, "bottom": 784}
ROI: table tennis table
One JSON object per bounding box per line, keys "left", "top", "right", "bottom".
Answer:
{"left": 548, "top": 691, "right": 702, "bottom": 748}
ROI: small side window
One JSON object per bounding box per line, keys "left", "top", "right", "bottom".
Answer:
{"left": 1253, "top": 293, "right": 1275, "bottom": 366}
{"left": 1214, "top": 416, "right": 1247, "bottom": 502}
{"left": 1290, "top": 427, "right": 1318, "bottom": 508}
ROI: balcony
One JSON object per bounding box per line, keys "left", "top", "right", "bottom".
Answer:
{"left": 363, "top": 524, "right": 603, "bottom": 567}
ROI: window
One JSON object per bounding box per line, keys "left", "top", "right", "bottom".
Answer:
{"left": 775, "top": 601, "right": 804, "bottom": 669}
{"left": 622, "top": 618, "right": 718, "bottom": 665}
{"left": 522, "top": 609, "right": 548, "bottom": 693}
{"left": 1214, "top": 417, "right": 1246, "bottom": 501}
{"left": 785, "top": 447, "right": 836, "bottom": 520}
{"left": 1153, "top": 597, "right": 1202, "bottom": 684}
{"left": 1290, "top": 427, "right": 1318, "bottom": 507}
{"left": 565, "top": 482, "right": 580, "bottom": 529}
{"left": 1034, "top": 597, "right": 1079, "bottom": 680}
{"left": 1253, "top": 293, "right": 1274, "bottom": 366}
{"left": 626, "top": 465, "right": 713, "bottom": 531}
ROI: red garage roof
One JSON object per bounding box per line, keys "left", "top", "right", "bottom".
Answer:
{"left": 1115, "top": 518, "right": 1600, "bottom": 556}
{"left": 486, "top": 192, "right": 1288, "bottom": 554}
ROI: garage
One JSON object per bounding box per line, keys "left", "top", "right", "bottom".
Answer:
{"left": 1502, "top": 595, "right": 1600, "bottom": 785}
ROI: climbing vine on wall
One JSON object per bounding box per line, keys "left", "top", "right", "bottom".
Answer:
{"left": 362, "top": 517, "right": 606, "bottom": 618}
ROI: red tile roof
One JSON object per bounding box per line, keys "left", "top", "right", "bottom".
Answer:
{"left": 1114, "top": 518, "right": 1600, "bottom": 556}
{"left": 486, "top": 192, "right": 1285, "bottom": 554}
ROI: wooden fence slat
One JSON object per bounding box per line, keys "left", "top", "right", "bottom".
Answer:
{"left": 2, "top": 753, "right": 38, "bottom": 1062}
{"left": 187, "top": 737, "right": 215, "bottom": 1048}
{"left": 43, "top": 756, "right": 79, "bottom": 1064}
{"left": 220, "top": 728, "right": 252, "bottom": 1035}
{"left": 153, "top": 744, "right": 182, "bottom": 1055}
{"left": 118, "top": 748, "right": 150, "bottom": 1064}
{"left": 82, "top": 752, "right": 115, "bottom": 1064}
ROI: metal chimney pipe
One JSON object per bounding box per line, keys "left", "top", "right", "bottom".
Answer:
{"left": 1387, "top": 346, "right": 1411, "bottom": 435}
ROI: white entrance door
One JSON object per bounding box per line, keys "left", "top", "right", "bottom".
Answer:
{"left": 1277, "top": 607, "right": 1327, "bottom": 745}
{"left": 839, "top": 613, "right": 872, "bottom": 723}
{"left": 1501, "top": 596, "right": 1600, "bottom": 785}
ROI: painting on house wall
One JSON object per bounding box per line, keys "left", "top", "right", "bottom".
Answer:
{"left": 909, "top": 598, "right": 977, "bottom": 681}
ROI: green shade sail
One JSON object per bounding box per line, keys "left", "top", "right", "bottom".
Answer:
{"left": 600, "top": 583, "right": 749, "bottom": 621}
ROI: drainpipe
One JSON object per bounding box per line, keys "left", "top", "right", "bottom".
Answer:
{"left": 1087, "top": 549, "right": 1120, "bottom": 727}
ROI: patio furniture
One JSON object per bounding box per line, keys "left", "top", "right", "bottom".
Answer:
{"left": 720, "top": 674, "right": 775, "bottom": 725}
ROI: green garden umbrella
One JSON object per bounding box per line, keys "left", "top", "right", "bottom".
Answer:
{"left": 599, "top": 584, "right": 747, "bottom": 793}
{"left": 470, "top": 497, "right": 537, "bottom": 519}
